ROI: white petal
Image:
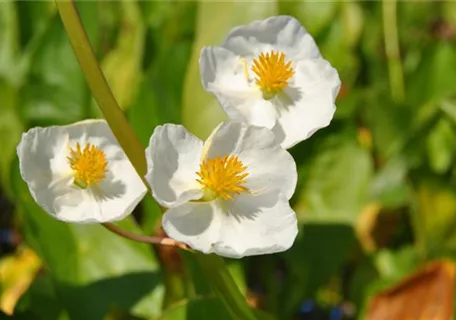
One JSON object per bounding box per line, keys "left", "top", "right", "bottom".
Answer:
{"left": 17, "top": 119, "right": 147, "bottom": 223}
{"left": 222, "top": 15, "right": 321, "bottom": 61}
{"left": 162, "top": 201, "right": 223, "bottom": 254}
{"left": 215, "top": 192, "right": 298, "bottom": 258}
{"left": 238, "top": 99, "right": 277, "bottom": 129}
{"left": 272, "top": 58, "right": 341, "bottom": 149}
{"left": 92, "top": 155, "right": 147, "bottom": 223}
{"left": 163, "top": 192, "right": 298, "bottom": 258}
{"left": 145, "top": 124, "right": 204, "bottom": 208}
{"left": 200, "top": 46, "right": 248, "bottom": 93}
{"left": 200, "top": 47, "right": 276, "bottom": 129}
{"left": 204, "top": 122, "right": 297, "bottom": 199}
{"left": 17, "top": 123, "right": 78, "bottom": 218}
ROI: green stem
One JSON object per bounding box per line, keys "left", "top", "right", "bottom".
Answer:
{"left": 195, "top": 254, "right": 258, "bottom": 320}
{"left": 382, "top": 0, "right": 405, "bottom": 104}
{"left": 56, "top": 1, "right": 259, "bottom": 319}
{"left": 55, "top": 0, "right": 146, "bottom": 177}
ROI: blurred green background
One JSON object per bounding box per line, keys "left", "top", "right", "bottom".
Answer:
{"left": 1, "top": 1, "right": 456, "bottom": 319}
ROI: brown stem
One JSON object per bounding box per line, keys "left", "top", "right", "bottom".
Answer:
{"left": 102, "top": 222, "right": 191, "bottom": 251}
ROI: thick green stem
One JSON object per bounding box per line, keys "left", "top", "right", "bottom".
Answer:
{"left": 55, "top": 0, "right": 146, "bottom": 177}
{"left": 382, "top": 0, "right": 405, "bottom": 104}
{"left": 195, "top": 254, "right": 258, "bottom": 320}
{"left": 56, "top": 1, "right": 259, "bottom": 319}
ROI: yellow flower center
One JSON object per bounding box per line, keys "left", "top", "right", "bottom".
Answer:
{"left": 251, "top": 51, "right": 294, "bottom": 99}
{"left": 196, "top": 155, "right": 249, "bottom": 200}
{"left": 68, "top": 142, "right": 108, "bottom": 189}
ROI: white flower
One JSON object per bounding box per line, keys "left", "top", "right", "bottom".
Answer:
{"left": 145, "top": 121, "right": 298, "bottom": 258}
{"left": 200, "top": 15, "right": 341, "bottom": 149}
{"left": 17, "top": 119, "right": 147, "bottom": 223}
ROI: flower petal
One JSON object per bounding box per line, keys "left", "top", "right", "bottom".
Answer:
{"left": 145, "top": 124, "right": 204, "bottom": 208}
{"left": 163, "top": 191, "right": 298, "bottom": 258}
{"left": 204, "top": 122, "right": 297, "bottom": 199}
{"left": 162, "top": 201, "right": 223, "bottom": 255}
{"left": 163, "top": 190, "right": 297, "bottom": 258}
{"left": 272, "top": 58, "right": 341, "bottom": 149}
{"left": 214, "top": 191, "right": 298, "bottom": 258}
{"left": 93, "top": 158, "right": 147, "bottom": 223}
{"left": 222, "top": 15, "right": 321, "bottom": 61}
{"left": 17, "top": 119, "right": 147, "bottom": 223}
{"left": 200, "top": 47, "right": 276, "bottom": 129}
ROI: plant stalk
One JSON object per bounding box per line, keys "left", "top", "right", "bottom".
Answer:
{"left": 102, "top": 222, "right": 190, "bottom": 251}
{"left": 382, "top": 0, "right": 405, "bottom": 104}
{"left": 195, "top": 253, "right": 259, "bottom": 320}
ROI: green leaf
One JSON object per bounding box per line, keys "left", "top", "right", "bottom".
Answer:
{"left": 0, "top": 81, "right": 23, "bottom": 195}
{"left": 407, "top": 42, "right": 456, "bottom": 106}
{"left": 363, "top": 91, "right": 410, "bottom": 158}
{"left": 369, "top": 155, "right": 409, "bottom": 208}
{"left": 413, "top": 177, "right": 456, "bottom": 258}
{"left": 159, "top": 297, "right": 232, "bottom": 320}
{"left": 426, "top": 117, "right": 456, "bottom": 173}
{"left": 128, "top": 2, "right": 195, "bottom": 149}
{"left": 0, "top": 2, "right": 20, "bottom": 85}
{"left": 101, "top": 1, "right": 145, "bottom": 111}
{"left": 159, "top": 297, "right": 273, "bottom": 320}
{"left": 14, "top": 273, "right": 64, "bottom": 320}
{"left": 443, "top": 1, "right": 456, "bottom": 28}
{"left": 182, "top": 1, "right": 277, "bottom": 139}
{"left": 11, "top": 161, "right": 164, "bottom": 319}
{"left": 282, "top": 224, "right": 357, "bottom": 317}
{"left": 20, "top": 14, "right": 89, "bottom": 125}
{"left": 293, "top": 128, "right": 373, "bottom": 224}
{"left": 348, "top": 258, "right": 379, "bottom": 313}
{"left": 16, "top": 2, "right": 55, "bottom": 51}
{"left": 128, "top": 34, "right": 192, "bottom": 147}
{"left": 278, "top": 2, "right": 339, "bottom": 37}
{"left": 440, "top": 99, "right": 456, "bottom": 124}
{"left": 11, "top": 2, "right": 57, "bottom": 89}
{"left": 340, "top": 2, "right": 364, "bottom": 49}
{"left": 374, "top": 246, "right": 419, "bottom": 280}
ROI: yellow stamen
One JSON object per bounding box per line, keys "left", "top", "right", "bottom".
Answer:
{"left": 196, "top": 155, "right": 249, "bottom": 200}
{"left": 68, "top": 142, "right": 108, "bottom": 189}
{"left": 251, "top": 51, "right": 294, "bottom": 99}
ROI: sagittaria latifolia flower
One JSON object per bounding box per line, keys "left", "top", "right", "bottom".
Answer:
{"left": 17, "top": 119, "right": 147, "bottom": 223}
{"left": 200, "top": 15, "right": 341, "bottom": 149}
{"left": 145, "top": 121, "right": 298, "bottom": 258}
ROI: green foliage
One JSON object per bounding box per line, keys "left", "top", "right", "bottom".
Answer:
{"left": 1, "top": 1, "right": 456, "bottom": 319}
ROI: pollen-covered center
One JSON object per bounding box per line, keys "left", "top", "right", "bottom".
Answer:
{"left": 196, "top": 155, "right": 249, "bottom": 200}
{"left": 251, "top": 51, "right": 294, "bottom": 99}
{"left": 68, "top": 142, "right": 108, "bottom": 189}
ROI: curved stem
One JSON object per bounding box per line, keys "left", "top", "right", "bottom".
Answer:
{"left": 382, "top": 0, "right": 405, "bottom": 103}
{"left": 102, "top": 223, "right": 191, "bottom": 251}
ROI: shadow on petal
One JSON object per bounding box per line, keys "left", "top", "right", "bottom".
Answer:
{"left": 151, "top": 130, "right": 181, "bottom": 202}
{"left": 206, "top": 122, "right": 243, "bottom": 158}
{"left": 271, "top": 87, "right": 302, "bottom": 145}
{"left": 165, "top": 202, "right": 215, "bottom": 237}
{"left": 92, "top": 172, "right": 127, "bottom": 202}
{"left": 229, "top": 191, "right": 281, "bottom": 223}
{"left": 275, "top": 86, "right": 302, "bottom": 113}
